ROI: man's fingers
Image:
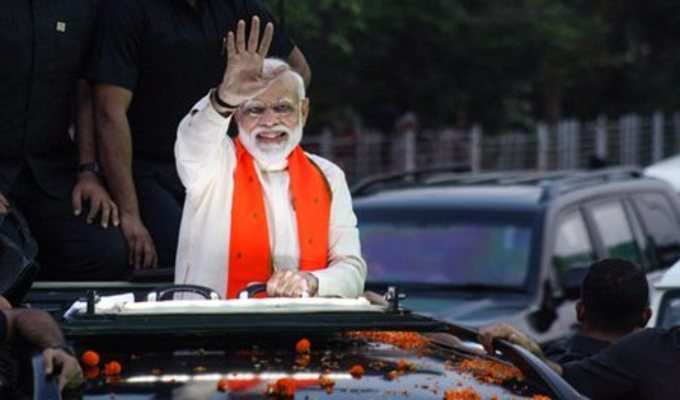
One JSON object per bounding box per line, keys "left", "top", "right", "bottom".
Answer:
{"left": 111, "top": 203, "right": 120, "bottom": 227}
{"left": 282, "top": 276, "right": 299, "bottom": 297}
{"left": 87, "top": 199, "right": 100, "bottom": 224}
{"left": 0, "top": 192, "right": 8, "bottom": 207}
{"left": 142, "top": 239, "right": 156, "bottom": 268}
{"left": 43, "top": 349, "right": 54, "bottom": 375}
{"left": 58, "top": 371, "right": 68, "bottom": 391}
{"left": 100, "top": 201, "right": 111, "bottom": 228}
{"left": 236, "top": 19, "right": 246, "bottom": 53}
{"left": 225, "top": 31, "right": 236, "bottom": 58}
{"left": 478, "top": 331, "right": 494, "bottom": 354}
{"left": 72, "top": 188, "right": 83, "bottom": 216}
{"left": 134, "top": 238, "right": 144, "bottom": 269}
{"left": 247, "top": 16, "right": 260, "bottom": 53}
{"left": 0, "top": 203, "right": 7, "bottom": 215}
{"left": 266, "top": 272, "right": 282, "bottom": 296}
{"left": 257, "top": 22, "right": 274, "bottom": 57}
{"left": 126, "top": 236, "right": 136, "bottom": 266}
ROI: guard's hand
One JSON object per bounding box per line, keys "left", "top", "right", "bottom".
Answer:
{"left": 217, "top": 16, "right": 287, "bottom": 106}
{"left": 43, "top": 348, "right": 84, "bottom": 392}
{"left": 0, "top": 192, "right": 9, "bottom": 215}
{"left": 120, "top": 212, "right": 158, "bottom": 269}
{"left": 267, "top": 270, "right": 319, "bottom": 297}
{"left": 72, "top": 173, "right": 120, "bottom": 228}
{"left": 478, "top": 323, "right": 543, "bottom": 357}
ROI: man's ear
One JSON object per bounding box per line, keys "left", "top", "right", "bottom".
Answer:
{"left": 300, "top": 98, "right": 310, "bottom": 127}
{"left": 575, "top": 301, "right": 585, "bottom": 322}
{"left": 640, "top": 307, "right": 652, "bottom": 327}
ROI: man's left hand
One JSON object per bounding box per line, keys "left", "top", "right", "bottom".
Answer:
{"left": 72, "top": 173, "right": 120, "bottom": 228}
{"left": 478, "top": 323, "right": 543, "bottom": 357}
{"left": 43, "top": 348, "right": 84, "bottom": 392}
{"left": 267, "top": 270, "right": 319, "bottom": 297}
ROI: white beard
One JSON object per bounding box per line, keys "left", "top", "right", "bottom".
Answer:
{"left": 238, "top": 123, "right": 303, "bottom": 171}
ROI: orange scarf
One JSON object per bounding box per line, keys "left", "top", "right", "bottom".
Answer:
{"left": 226, "top": 140, "right": 331, "bottom": 298}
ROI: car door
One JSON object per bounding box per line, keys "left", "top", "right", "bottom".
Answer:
{"left": 548, "top": 207, "right": 599, "bottom": 337}
{"left": 629, "top": 192, "right": 680, "bottom": 272}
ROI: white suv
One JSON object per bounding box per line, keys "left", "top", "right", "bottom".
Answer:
{"left": 649, "top": 260, "right": 680, "bottom": 328}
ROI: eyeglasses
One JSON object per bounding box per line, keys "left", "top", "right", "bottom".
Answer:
{"left": 240, "top": 99, "right": 300, "bottom": 119}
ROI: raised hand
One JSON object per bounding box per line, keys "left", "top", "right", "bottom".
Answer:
{"left": 216, "top": 16, "right": 287, "bottom": 107}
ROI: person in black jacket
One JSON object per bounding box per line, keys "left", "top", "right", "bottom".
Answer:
{"left": 480, "top": 324, "right": 680, "bottom": 399}
{"left": 542, "top": 258, "right": 651, "bottom": 363}
{"left": 0, "top": 1, "right": 127, "bottom": 280}
{"left": 89, "top": 0, "right": 311, "bottom": 271}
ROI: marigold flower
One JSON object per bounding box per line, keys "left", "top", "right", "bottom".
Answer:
{"left": 275, "top": 378, "right": 297, "bottom": 397}
{"left": 456, "top": 358, "right": 523, "bottom": 385}
{"left": 295, "top": 338, "right": 311, "bottom": 354}
{"left": 349, "top": 364, "right": 365, "bottom": 379}
{"left": 83, "top": 366, "right": 100, "bottom": 380}
{"left": 80, "top": 350, "right": 100, "bottom": 367}
{"left": 217, "top": 378, "right": 230, "bottom": 392}
{"left": 104, "top": 361, "right": 122, "bottom": 376}
{"left": 346, "top": 331, "right": 430, "bottom": 352}
{"left": 443, "top": 388, "right": 481, "bottom": 400}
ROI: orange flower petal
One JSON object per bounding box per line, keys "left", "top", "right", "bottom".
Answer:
{"left": 295, "top": 338, "right": 311, "bottom": 354}
{"left": 104, "top": 361, "right": 122, "bottom": 376}
{"left": 80, "top": 350, "right": 100, "bottom": 367}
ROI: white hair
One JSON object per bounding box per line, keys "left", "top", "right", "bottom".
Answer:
{"left": 263, "top": 58, "right": 306, "bottom": 100}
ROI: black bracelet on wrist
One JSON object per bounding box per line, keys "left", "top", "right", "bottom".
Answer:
{"left": 78, "top": 162, "right": 100, "bottom": 176}
{"left": 212, "top": 88, "right": 240, "bottom": 110}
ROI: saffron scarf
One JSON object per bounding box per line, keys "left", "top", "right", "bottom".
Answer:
{"left": 226, "top": 140, "right": 331, "bottom": 298}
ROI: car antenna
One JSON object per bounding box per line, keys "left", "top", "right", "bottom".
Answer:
{"left": 385, "top": 286, "right": 407, "bottom": 313}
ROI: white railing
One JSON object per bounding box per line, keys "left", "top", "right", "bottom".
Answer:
{"left": 301, "top": 112, "right": 680, "bottom": 184}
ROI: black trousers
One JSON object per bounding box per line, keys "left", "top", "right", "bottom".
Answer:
{"left": 133, "top": 160, "right": 185, "bottom": 269}
{"left": 8, "top": 168, "right": 127, "bottom": 280}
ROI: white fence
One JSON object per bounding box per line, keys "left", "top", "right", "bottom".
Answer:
{"left": 301, "top": 112, "right": 680, "bottom": 184}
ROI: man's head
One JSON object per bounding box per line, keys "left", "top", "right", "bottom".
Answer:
{"left": 577, "top": 258, "right": 651, "bottom": 335}
{"left": 234, "top": 58, "right": 309, "bottom": 168}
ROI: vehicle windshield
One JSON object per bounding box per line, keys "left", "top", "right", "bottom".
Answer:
{"left": 357, "top": 210, "right": 539, "bottom": 291}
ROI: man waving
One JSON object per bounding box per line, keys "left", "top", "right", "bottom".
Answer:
{"left": 174, "top": 17, "right": 366, "bottom": 298}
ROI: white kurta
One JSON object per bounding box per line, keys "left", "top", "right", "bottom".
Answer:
{"left": 174, "top": 94, "right": 367, "bottom": 298}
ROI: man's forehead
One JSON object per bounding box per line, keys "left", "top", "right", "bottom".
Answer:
{"left": 253, "top": 73, "right": 300, "bottom": 103}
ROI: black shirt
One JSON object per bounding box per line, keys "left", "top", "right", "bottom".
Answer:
{"left": 0, "top": 1, "right": 97, "bottom": 198}
{"left": 562, "top": 327, "right": 680, "bottom": 400}
{"left": 542, "top": 333, "right": 610, "bottom": 364}
{"left": 89, "top": 0, "right": 295, "bottom": 162}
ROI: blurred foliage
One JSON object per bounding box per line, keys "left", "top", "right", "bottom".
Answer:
{"left": 266, "top": 0, "right": 680, "bottom": 133}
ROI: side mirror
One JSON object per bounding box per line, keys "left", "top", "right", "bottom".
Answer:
{"left": 527, "top": 281, "right": 558, "bottom": 333}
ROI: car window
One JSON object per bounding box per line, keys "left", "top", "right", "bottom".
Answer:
{"left": 590, "top": 200, "right": 643, "bottom": 264}
{"left": 658, "top": 289, "right": 680, "bottom": 328}
{"left": 357, "top": 212, "right": 535, "bottom": 289}
{"left": 553, "top": 210, "right": 596, "bottom": 275}
{"left": 634, "top": 193, "right": 680, "bottom": 269}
